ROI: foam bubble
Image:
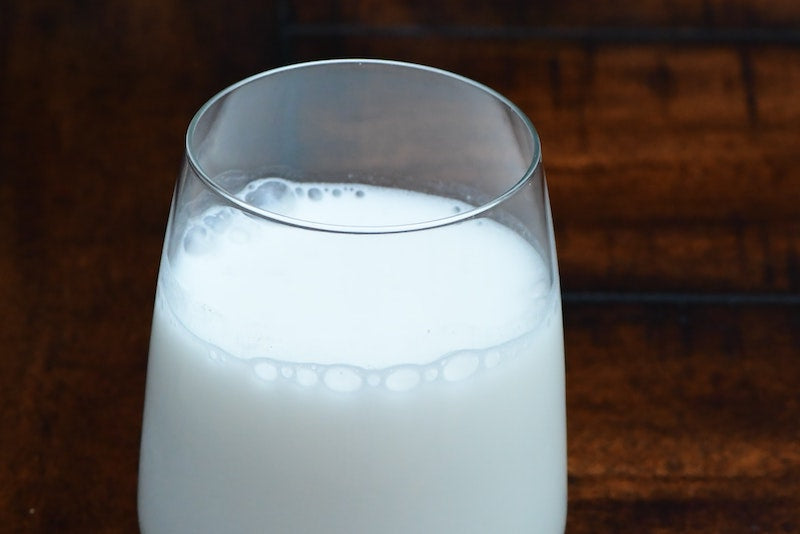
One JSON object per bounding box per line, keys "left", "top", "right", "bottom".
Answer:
{"left": 385, "top": 367, "right": 421, "bottom": 392}
{"left": 295, "top": 366, "right": 318, "bottom": 387}
{"left": 244, "top": 179, "right": 294, "bottom": 210}
{"left": 307, "top": 187, "right": 323, "bottom": 201}
{"left": 254, "top": 361, "right": 278, "bottom": 381}
{"left": 203, "top": 209, "right": 232, "bottom": 233}
{"left": 442, "top": 352, "right": 480, "bottom": 382}
{"left": 323, "top": 367, "right": 363, "bottom": 392}
{"left": 183, "top": 225, "right": 212, "bottom": 255}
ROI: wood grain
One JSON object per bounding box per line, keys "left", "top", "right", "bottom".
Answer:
{"left": 564, "top": 302, "right": 800, "bottom": 532}
{"left": 287, "top": 0, "right": 800, "bottom": 30}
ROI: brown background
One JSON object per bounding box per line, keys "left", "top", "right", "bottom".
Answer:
{"left": 2, "top": 1, "right": 799, "bottom": 532}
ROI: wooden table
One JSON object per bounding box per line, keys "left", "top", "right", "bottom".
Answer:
{"left": 2, "top": 1, "right": 798, "bottom": 532}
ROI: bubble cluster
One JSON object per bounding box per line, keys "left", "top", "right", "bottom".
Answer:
{"left": 235, "top": 177, "right": 367, "bottom": 211}
{"left": 246, "top": 331, "right": 531, "bottom": 393}
{"left": 244, "top": 179, "right": 293, "bottom": 209}
{"left": 202, "top": 209, "right": 233, "bottom": 232}
{"left": 183, "top": 207, "right": 237, "bottom": 255}
{"left": 180, "top": 176, "right": 481, "bottom": 257}
{"left": 182, "top": 177, "right": 375, "bottom": 254}
{"left": 183, "top": 226, "right": 211, "bottom": 255}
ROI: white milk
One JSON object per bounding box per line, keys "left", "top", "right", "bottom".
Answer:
{"left": 138, "top": 179, "right": 566, "bottom": 533}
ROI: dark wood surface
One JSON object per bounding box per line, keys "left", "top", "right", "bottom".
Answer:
{"left": 2, "top": 1, "right": 799, "bottom": 532}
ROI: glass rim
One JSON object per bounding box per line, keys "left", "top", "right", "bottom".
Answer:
{"left": 185, "top": 58, "right": 542, "bottom": 234}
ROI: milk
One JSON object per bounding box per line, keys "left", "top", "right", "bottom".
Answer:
{"left": 138, "top": 179, "right": 566, "bottom": 533}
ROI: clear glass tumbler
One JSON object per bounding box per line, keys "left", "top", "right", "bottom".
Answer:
{"left": 138, "top": 59, "right": 566, "bottom": 533}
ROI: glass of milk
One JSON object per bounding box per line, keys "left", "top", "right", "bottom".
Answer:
{"left": 138, "top": 59, "right": 566, "bottom": 533}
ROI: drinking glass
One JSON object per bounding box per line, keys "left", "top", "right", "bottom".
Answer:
{"left": 138, "top": 59, "right": 566, "bottom": 533}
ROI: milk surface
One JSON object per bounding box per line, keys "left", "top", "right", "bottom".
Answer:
{"left": 138, "top": 180, "right": 567, "bottom": 533}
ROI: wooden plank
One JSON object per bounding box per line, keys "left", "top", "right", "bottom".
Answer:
{"left": 563, "top": 302, "right": 800, "bottom": 528}
{"left": 0, "top": 0, "right": 280, "bottom": 156}
{"left": 567, "top": 498, "right": 799, "bottom": 533}
{"left": 557, "top": 221, "right": 800, "bottom": 293}
{"left": 0, "top": 239, "right": 158, "bottom": 531}
{"left": 287, "top": 0, "right": 800, "bottom": 30}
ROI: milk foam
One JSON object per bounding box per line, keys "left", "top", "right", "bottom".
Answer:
{"left": 161, "top": 178, "right": 553, "bottom": 390}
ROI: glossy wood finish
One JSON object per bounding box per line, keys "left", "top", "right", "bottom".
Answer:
{"left": 2, "top": 1, "right": 798, "bottom": 532}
